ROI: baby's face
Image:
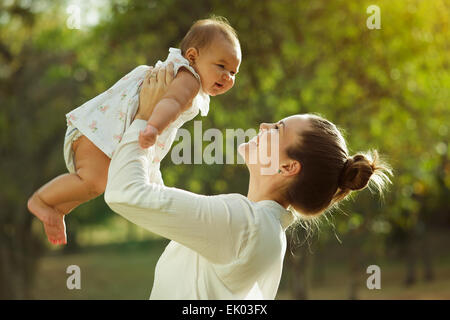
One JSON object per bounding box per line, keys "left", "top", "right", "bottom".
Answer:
{"left": 192, "top": 36, "right": 241, "bottom": 96}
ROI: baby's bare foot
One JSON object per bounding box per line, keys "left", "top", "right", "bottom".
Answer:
{"left": 28, "top": 193, "right": 67, "bottom": 245}
{"left": 43, "top": 214, "right": 67, "bottom": 245}
{"left": 28, "top": 192, "right": 55, "bottom": 224}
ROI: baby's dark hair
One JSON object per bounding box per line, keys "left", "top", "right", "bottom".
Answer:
{"left": 179, "top": 16, "right": 240, "bottom": 56}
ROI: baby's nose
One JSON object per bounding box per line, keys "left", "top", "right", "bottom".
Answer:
{"left": 222, "top": 72, "right": 232, "bottom": 81}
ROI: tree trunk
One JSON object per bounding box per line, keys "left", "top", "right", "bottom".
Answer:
{"left": 312, "top": 248, "right": 326, "bottom": 286}
{"left": 404, "top": 229, "right": 417, "bottom": 287}
{"left": 348, "top": 243, "right": 360, "bottom": 300}
{"left": 417, "top": 220, "right": 434, "bottom": 282}
{"left": 0, "top": 205, "right": 43, "bottom": 299}
{"left": 421, "top": 228, "right": 434, "bottom": 282}
{"left": 285, "top": 232, "right": 310, "bottom": 300}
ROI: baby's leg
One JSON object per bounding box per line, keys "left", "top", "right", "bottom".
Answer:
{"left": 39, "top": 200, "right": 82, "bottom": 246}
{"left": 28, "top": 136, "right": 110, "bottom": 244}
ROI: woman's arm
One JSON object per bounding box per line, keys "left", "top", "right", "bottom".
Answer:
{"left": 134, "top": 65, "right": 169, "bottom": 121}
{"left": 105, "top": 120, "right": 252, "bottom": 264}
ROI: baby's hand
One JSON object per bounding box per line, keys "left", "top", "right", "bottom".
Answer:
{"left": 139, "top": 124, "right": 159, "bottom": 149}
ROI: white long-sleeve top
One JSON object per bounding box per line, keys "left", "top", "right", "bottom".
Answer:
{"left": 104, "top": 120, "right": 295, "bottom": 300}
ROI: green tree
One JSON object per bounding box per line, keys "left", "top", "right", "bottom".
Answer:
{"left": 1, "top": 0, "right": 448, "bottom": 299}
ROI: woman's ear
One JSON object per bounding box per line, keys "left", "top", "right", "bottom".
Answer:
{"left": 281, "top": 160, "right": 301, "bottom": 177}
{"left": 185, "top": 47, "right": 199, "bottom": 65}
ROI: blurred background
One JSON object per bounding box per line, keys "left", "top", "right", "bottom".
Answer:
{"left": 0, "top": 0, "right": 449, "bottom": 300}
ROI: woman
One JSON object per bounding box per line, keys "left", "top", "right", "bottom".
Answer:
{"left": 104, "top": 67, "right": 392, "bottom": 299}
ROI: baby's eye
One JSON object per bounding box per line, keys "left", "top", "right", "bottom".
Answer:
{"left": 217, "top": 64, "right": 225, "bottom": 68}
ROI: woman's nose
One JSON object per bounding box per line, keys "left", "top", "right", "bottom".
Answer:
{"left": 260, "top": 123, "right": 279, "bottom": 133}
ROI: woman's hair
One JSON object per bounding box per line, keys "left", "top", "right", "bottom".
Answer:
{"left": 284, "top": 114, "right": 392, "bottom": 220}
{"left": 179, "top": 16, "right": 240, "bottom": 56}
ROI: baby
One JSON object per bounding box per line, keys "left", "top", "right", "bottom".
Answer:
{"left": 27, "top": 17, "right": 242, "bottom": 245}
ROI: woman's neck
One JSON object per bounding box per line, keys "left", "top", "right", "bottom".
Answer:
{"left": 247, "top": 173, "right": 288, "bottom": 208}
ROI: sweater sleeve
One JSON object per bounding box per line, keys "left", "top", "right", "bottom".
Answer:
{"left": 105, "top": 119, "right": 254, "bottom": 264}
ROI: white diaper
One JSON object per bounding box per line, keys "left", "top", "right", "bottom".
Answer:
{"left": 63, "top": 124, "right": 83, "bottom": 174}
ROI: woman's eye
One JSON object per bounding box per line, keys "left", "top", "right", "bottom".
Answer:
{"left": 217, "top": 64, "right": 225, "bottom": 68}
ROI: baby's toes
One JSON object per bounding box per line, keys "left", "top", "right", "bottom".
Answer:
{"left": 44, "top": 215, "right": 66, "bottom": 245}
{"left": 44, "top": 224, "right": 60, "bottom": 244}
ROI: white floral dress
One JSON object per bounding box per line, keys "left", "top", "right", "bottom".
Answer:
{"left": 64, "top": 48, "right": 210, "bottom": 184}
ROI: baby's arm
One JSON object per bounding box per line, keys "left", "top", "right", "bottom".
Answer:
{"left": 139, "top": 69, "right": 200, "bottom": 148}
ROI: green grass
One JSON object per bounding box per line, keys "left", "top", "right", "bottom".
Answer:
{"left": 31, "top": 240, "right": 169, "bottom": 300}
{"left": 31, "top": 239, "right": 450, "bottom": 300}
{"left": 276, "top": 258, "right": 450, "bottom": 300}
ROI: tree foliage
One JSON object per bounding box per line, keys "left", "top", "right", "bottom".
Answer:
{"left": 0, "top": 0, "right": 448, "bottom": 298}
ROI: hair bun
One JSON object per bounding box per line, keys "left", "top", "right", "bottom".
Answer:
{"left": 338, "top": 154, "right": 375, "bottom": 191}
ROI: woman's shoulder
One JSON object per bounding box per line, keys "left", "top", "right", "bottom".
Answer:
{"left": 214, "top": 193, "right": 254, "bottom": 206}
{"left": 205, "top": 193, "right": 258, "bottom": 218}
{"left": 218, "top": 196, "right": 293, "bottom": 235}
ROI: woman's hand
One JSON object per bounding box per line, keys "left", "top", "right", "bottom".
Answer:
{"left": 135, "top": 63, "right": 175, "bottom": 121}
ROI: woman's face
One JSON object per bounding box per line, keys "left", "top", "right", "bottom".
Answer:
{"left": 238, "top": 115, "right": 311, "bottom": 175}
